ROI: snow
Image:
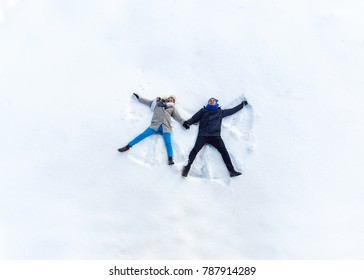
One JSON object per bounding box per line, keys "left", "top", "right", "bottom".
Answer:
{"left": 1, "top": 0, "right": 364, "bottom": 259}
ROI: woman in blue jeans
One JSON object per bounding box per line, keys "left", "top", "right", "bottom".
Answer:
{"left": 118, "top": 93, "right": 186, "bottom": 165}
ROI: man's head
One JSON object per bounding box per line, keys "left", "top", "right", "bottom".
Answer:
{"left": 208, "top": 98, "right": 218, "bottom": 105}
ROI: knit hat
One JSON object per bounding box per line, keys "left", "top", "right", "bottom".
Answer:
{"left": 206, "top": 97, "right": 219, "bottom": 110}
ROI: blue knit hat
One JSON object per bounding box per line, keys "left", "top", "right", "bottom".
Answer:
{"left": 206, "top": 98, "right": 219, "bottom": 110}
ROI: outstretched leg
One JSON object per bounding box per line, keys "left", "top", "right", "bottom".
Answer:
{"left": 118, "top": 127, "right": 156, "bottom": 152}
{"left": 162, "top": 133, "right": 173, "bottom": 157}
{"left": 209, "top": 137, "right": 242, "bottom": 177}
{"left": 162, "top": 132, "right": 175, "bottom": 165}
{"left": 128, "top": 127, "right": 156, "bottom": 146}
{"left": 182, "top": 136, "right": 207, "bottom": 177}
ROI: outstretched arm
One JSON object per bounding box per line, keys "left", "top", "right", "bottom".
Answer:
{"left": 133, "top": 93, "right": 153, "bottom": 107}
{"left": 222, "top": 101, "right": 248, "bottom": 118}
{"left": 171, "top": 108, "right": 185, "bottom": 124}
{"left": 186, "top": 108, "right": 204, "bottom": 125}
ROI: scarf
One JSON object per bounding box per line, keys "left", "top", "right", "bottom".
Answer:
{"left": 205, "top": 104, "right": 219, "bottom": 110}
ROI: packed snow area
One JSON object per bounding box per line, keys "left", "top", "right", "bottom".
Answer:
{"left": 1, "top": 0, "right": 364, "bottom": 259}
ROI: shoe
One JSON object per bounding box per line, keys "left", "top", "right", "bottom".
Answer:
{"left": 168, "top": 157, "right": 174, "bottom": 165}
{"left": 181, "top": 165, "right": 190, "bottom": 177}
{"left": 229, "top": 170, "right": 242, "bottom": 177}
{"left": 118, "top": 145, "right": 131, "bottom": 152}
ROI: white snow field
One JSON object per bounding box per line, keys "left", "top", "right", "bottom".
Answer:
{"left": 1, "top": 0, "right": 364, "bottom": 259}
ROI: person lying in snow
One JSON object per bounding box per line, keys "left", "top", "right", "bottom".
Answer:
{"left": 118, "top": 93, "right": 186, "bottom": 165}
{"left": 181, "top": 97, "right": 248, "bottom": 177}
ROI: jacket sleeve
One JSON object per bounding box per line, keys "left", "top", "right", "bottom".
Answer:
{"left": 138, "top": 96, "right": 153, "bottom": 107}
{"left": 171, "top": 108, "right": 185, "bottom": 124}
{"left": 186, "top": 108, "right": 205, "bottom": 125}
{"left": 222, "top": 103, "right": 245, "bottom": 118}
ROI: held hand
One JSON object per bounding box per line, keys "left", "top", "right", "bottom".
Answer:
{"left": 133, "top": 93, "right": 139, "bottom": 99}
{"left": 242, "top": 100, "right": 248, "bottom": 106}
{"left": 183, "top": 121, "right": 190, "bottom": 129}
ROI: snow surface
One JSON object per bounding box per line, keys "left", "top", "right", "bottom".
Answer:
{"left": 1, "top": 0, "right": 364, "bottom": 259}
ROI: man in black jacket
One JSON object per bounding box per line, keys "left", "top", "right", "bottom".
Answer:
{"left": 182, "top": 97, "right": 248, "bottom": 177}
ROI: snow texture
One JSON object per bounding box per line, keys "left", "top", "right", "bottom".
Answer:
{"left": 1, "top": 0, "right": 364, "bottom": 259}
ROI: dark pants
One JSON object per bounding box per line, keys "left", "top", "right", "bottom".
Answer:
{"left": 187, "top": 136, "right": 235, "bottom": 171}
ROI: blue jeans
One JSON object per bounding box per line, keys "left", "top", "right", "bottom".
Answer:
{"left": 128, "top": 125, "right": 173, "bottom": 157}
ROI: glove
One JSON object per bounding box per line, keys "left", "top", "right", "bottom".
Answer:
{"left": 183, "top": 121, "right": 190, "bottom": 129}
{"left": 157, "top": 101, "right": 166, "bottom": 108}
{"left": 242, "top": 100, "right": 248, "bottom": 106}
{"left": 133, "top": 93, "right": 139, "bottom": 99}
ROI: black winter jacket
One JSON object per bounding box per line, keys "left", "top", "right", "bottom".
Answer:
{"left": 186, "top": 103, "right": 245, "bottom": 137}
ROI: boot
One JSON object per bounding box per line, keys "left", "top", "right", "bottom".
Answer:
{"left": 181, "top": 165, "right": 190, "bottom": 177}
{"left": 168, "top": 157, "right": 174, "bottom": 165}
{"left": 229, "top": 170, "right": 242, "bottom": 177}
{"left": 118, "top": 145, "right": 131, "bottom": 152}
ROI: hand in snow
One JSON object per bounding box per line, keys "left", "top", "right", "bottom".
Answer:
{"left": 242, "top": 100, "right": 248, "bottom": 106}
{"left": 133, "top": 93, "right": 139, "bottom": 99}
